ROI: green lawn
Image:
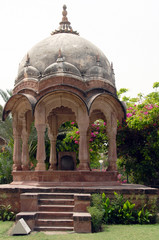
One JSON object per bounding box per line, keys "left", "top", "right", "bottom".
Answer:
{"left": 0, "top": 221, "right": 159, "bottom": 240}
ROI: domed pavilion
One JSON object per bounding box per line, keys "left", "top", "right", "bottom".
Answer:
{"left": 3, "top": 5, "right": 126, "bottom": 185}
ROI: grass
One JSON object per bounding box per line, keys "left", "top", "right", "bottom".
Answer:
{"left": 0, "top": 221, "right": 159, "bottom": 240}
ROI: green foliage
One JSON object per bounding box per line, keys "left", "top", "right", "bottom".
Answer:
{"left": 0, "top": 142, "right": 13, "bottom": 184}
{"left": 89, "top": 120, "right": 108, "bottom": 169}
{"left": 137, "top": 207, "right": 152, "bottom": 224}
{"left": 56, "top": 122, "right": 80, "bottom": 164}
{"left": 89, "top": 192, "right": 157, "bottom": 227}
{"left": 0, "top": 205, "right": 15, "bottom": 221}
{"left": 56, "top": 120, "right": 108, "bottom": 169}
{"left": 153, "top": 82, "right": 159, "bottom": 89}
{"left": 117, "top": 88, "right": 129, "bottom": 99}
{"left": 88, "top": 194, "right": 104, "bottom": 232}
{"left": 88, "top": 206, "right": 104, "bottom": 232}
{"left": 117, "top": 82, "right": 159, "bottom": 185}
{"left": 91, "top": 194, "right": 103, "bottom": 209}
{"left": 0, "top": 89, "right": 13, "bottom": 145}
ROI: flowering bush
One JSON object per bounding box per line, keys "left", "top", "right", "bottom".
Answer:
{"left": 56, "top": 123, "right": 80, "bottom": 164}
{"left": 56, "top": 120, "right": 108, "bottom": 169}
{"left": 117, "top": 82, "right": 159, "bottom": 185}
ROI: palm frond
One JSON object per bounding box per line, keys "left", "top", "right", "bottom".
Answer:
{"left": 0, "top": 89, "right": 12, "bottom": 103}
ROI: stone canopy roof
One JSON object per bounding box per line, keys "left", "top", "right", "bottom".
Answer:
{"left": 15, "top": 5, "right": 116, "bottom": 90}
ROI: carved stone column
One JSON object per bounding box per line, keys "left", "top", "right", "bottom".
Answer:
{"left": 107, "top": 113, "right": 117, "bottom": 171}
{"left": 13, "top": 128, "right": 22, "bottom": 171}
{"left": 21, "top": 129, "right": 30, "bottom": 170}
{"left": 47, "top": 114, "right": 58, "bottom": 170}
{"left": 78, "top": 129, "right": 90, "bottom": 171}
{"left": 12, "top": 113, "right": 22, "bottom": 171}
{"left": 35, "top": 124, "right": 46, "bottom": 171}
{"left": 48, "top": 133, "right": 57, "bottom": 170}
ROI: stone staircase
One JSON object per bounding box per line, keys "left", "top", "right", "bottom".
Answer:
{"left": 34, "top": 193, "right": 74, "bottom": 231}
{"left": 16, "top": 191, "right": 91, "bottom": 233}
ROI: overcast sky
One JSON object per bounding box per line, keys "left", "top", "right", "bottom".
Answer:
{"left": 0, "top": 0, "right": 159, "bottom": 105}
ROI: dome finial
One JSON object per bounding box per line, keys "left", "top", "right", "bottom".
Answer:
{"left": 51, "top": 5, "right": 79, "bottom": 35}
{"left": 24, "top": 53, "right": 30, "bottom": 67}
{"left": 62, "top": 5, "right": 68, "bottom": 22}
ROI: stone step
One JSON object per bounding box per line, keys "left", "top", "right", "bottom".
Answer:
{"left": 37, "top": 211, "right": 73, "bottom": 219}
{"left": 38, "top": 205, "right": 74, "bottom": 212}
{"left": 34, "top": 226, "right": 74, "bottom": 232}
{"left": 36, "top": 219, "right": 73, "bottom": 227}
{"left": 38, "top": 199, "right": 74, "bottom": 205}
{"left": 38, "top": 193, "right": 74, "bottom": 199}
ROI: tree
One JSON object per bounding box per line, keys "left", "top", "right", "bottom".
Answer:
{"left": 0, "top": 89, "right": 13, "bottom": 183}
{"left": 0, "top": 89, "right": 13, "bottom": 145}
{"left": 117, "top": 82, "right": 159, "bottom": 186}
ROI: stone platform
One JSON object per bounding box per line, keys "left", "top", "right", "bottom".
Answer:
{"left": 0, "top": 182, "right": 158, "bottom": 213}
{"left": 12, "top": 170, "right": 119, "bottom": 184}
{"left": 1, "top": 170, "right": 159, "bottom": 232}
{"left": 0, "top": 181, "right": 158, "bottom": 233}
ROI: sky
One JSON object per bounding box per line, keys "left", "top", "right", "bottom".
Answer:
{"left": 0, "top": 0, "right": 159, "bottom": 105}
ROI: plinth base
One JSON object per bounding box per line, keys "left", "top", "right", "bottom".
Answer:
{"left": 12, "top": 170, "right": 119, "bottom": 185}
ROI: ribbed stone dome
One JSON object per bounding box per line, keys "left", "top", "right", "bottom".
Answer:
{"left": 44, "top": 54, "right": 82, "bottom": 78}
{"left": 14, "top": 5, "right": 115, "bottom": 89}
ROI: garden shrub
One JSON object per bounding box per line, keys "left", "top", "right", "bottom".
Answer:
{"left": 102, "top": 192, "right": 156, "bottom": 224}
{"left": 88, "top": 192, "right": 157, "bottom": 231}
{"left": 91, "top": 193, "right": 103, "bottom": 209}
{"left": 0, "top": 147, "right": 13, "bottom": 184}
{"left": 0, "top": 204, "right": 15, "bottom": 221}
{"left": 88, "top": 194, "right": 104, "bottom": 232}
{"left": 87, "top": 206, "right": 104, "bottom": 232}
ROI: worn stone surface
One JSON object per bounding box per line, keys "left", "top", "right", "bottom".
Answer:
{"left": 73, "top": 212, "right": 91, "bottom": 233}
{"left": 0, "top": 184, "right": 158, "bottom": 213}
{"left": 2, "top": 5, "right": 126, "bottom": 184}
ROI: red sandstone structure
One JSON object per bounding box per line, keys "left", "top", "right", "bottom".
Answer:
{"left": 1, "top": 5, "right": 135, "bottom": 233}
{"left": 3, "top": 5, "right": 125, "bottom": 183}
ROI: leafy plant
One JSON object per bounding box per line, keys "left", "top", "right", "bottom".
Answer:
{"left": 0, "top": 205, "right": 15, "bottom": 221}
{"left": 121, "top": 200, "right": 136, "bottom": 224}
{"left": 0, "top": 143, "right": 13, "bottom": 184}
{"left": 138, "top": 206, "right": 152, "bottom": 224}
{"left": 87, "top": 206, "right": 104, "bottom": 232}
{"left": 101, "top": 192, "right": 156, "bottom": 225}
{"left": 117, "top": 82, "right": 159, "bottom": 186}
{"left": 88, "top": 194, "right": 104, "bottom": 232}
{"left": 102, "top": 193, "right": 112, "bottom": 223}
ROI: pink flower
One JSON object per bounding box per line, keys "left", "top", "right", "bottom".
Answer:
{"left": 148, "top": 105, "right": 153, "bottom": 110}
{"left": 76, "top": 131, "right": 79, "bottom": 134}
{"left": 70, "top": 136, "right": 73, "bottom": 139}
{"left": 95, "top": 131, "right": 99, "bottom": 135}
{"left": 89, "top": 138, "right": 93, "bottom": 142}
{"left": 96, "top": 127, "right": 100, "bottom": 130}
{"left": 145, "top": 105, "right": 153, "bottom": 110}
{"left": 144, "top": 112, "right": 148, "bottom": 115}
{"left": 92, "top": 124, "right": 96, "bottom": 127}
{"left": 122, "top": 179, "right": 127, "bottom": 183}
{"left": 104, "top": 122, "right": 106, "bottom": 126}
{"left": 75, "top": 140, "right": 79, "bottom": 144}
{"left": 126, "top": 113, "right": 132, "bottom": 118}
{"left": 90, "top": 149, "right": 93, "bottom": 152}
{"left": 71, "top": 122, "right": 75, "bottom": 125}
{"left": 117, "top": 174, "right": 122, "bottom": 180}
{"left": 91, "top": 132, "right": 96, "bottom": 138}
{"left": 128, "top": 107, "right": 133, "bottom": 110}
